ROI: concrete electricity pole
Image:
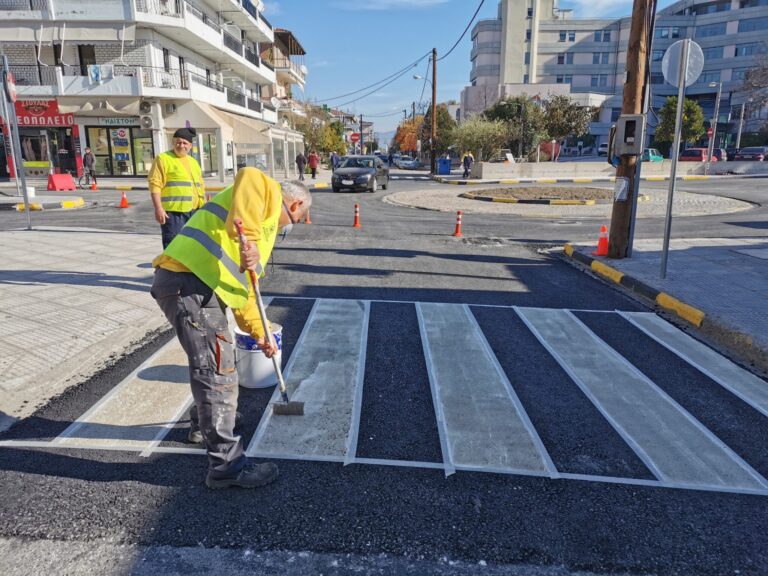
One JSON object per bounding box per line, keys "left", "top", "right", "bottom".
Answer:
{"left": 431, "top": 47, "right": 437, "bottom": 175}
{"left": 607, "top": 0, "right": 655, "bottom": 259}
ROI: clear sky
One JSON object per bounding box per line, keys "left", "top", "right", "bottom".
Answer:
{"left": 263, "top": 0, "right": 677, "bottom": 135}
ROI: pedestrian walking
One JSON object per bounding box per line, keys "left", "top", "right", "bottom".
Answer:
{"left": 307, "top": 150, "right": 320, "bottom": 179}
{"left": 295, "top": 151, "right": 307, "bottom": 181}
{"left": 461, "top": 151, "right": 474, "bottom": 179}
{"left": 82, "top": 147, "right": 97, "bottom": 185}
{"left": 148, "top": 127, "right": 205, "bottom": 249}
{"left": 151, "top": 169, "right": 312, "bottom": 489}
{"left": 387, "top": 152, "right": 393, "bottom": 166}
{"left": 330, "top": 151, "right": 340, "bottom": 172}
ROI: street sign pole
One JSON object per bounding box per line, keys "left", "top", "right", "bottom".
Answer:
{"left": 2, "top": 55, "right": 31, "bottom": 229}
{"left": 660, "top": 39, "right": 690, "bottom": 279}
{"left": 0, "top": 78, "right": 21, "bottom": 200}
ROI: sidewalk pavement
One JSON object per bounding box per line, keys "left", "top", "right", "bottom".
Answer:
{"left": 0, "top": 228, "right": 166, "bottom": 432}
{"left": 563, "top": 238, "right": 768, "bottom": 374}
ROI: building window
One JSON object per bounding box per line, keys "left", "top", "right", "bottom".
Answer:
{"left": 695, "top": 22, "right": 726, "bottom": 38}
{"left": 526, "top": 29, "right": 531, "bottom": 41}
{"left": 569, "top": 31, "right": 576, "bottom": 42}
{"left": 651, "top": 73, "right": 665, "bottom": 84}
{"left": 691, "top": 1, "right": 729, "bottom": 14}
{"left": 652, "top": 49, "right": 665, "bottom": 62}
{"left": 591, "top": 74, "right": 609, "bottom": 87}
{"left": 556, "top": 74, "right": 572, "bottom": 84}
{"left": 523, "top": 74, "right": 529, "bottom": 84}
{"left": 655, "top": 27, "right": 685, "bottom": 39}
{"left": 557, "top": 53, "right": 574, "bottom": 65}
{"left": 735, "top": 43, "right": 762, "bottom": 57}
{"left": 731, "top": 68, "right": 749, "bottom": 81}
{"left": 702, "top": 46, "right": 724, "bottom": 60}
{"left": 739, "top": 16, "right": 768, "bottom": 32}
{"left": 699, "top": 71, "right": 721, "bottom": 84}
{"left": 162, "top": 48, "right": 170, "bottom": 72}
{"left": 593, "top": 52, "right": 609, "bottom": 64}
{"left": 741, "top": 0, "right": 768, "bottom": 7}
{"left": 559, "top": 31, "right": 566, "bottom": 42}
{"left": 524, "top": 52, "right": 530, "bottom": 65}
{"left": 527, "top": 8, "right": 533, "bottom": 17}
{"left": 594, "top": 30, "right": 611, "bottom": 42}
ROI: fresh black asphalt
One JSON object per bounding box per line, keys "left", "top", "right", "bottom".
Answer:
{"left": 1, "top": 173, "right": 767, "bottom": 575}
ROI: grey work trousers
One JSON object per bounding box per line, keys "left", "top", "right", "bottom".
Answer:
{"left": 150, "top": 268, "right": 245, "bottom": 478}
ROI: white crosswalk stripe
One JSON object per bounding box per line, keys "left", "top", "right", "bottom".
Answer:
{"left": 4, "top": 298, "right": 767, "bottom": 496}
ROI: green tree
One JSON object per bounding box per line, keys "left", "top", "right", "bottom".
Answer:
{"left": 654, "top": 96, "right": 705, "bottom": 146}
{"left": 450, "top": 116, "right": 507, "bottom": 161}
{"left": 420, "top": 104, "right": 458, "bottom": 157}
{"left": 322, "top": 121, "right": 346, "bottom": 155}
{"left": 484, "top": 96, "right": 548, "bottom": 158}
{"left": 543, "top": 95, "right": 596, "bottom": 144}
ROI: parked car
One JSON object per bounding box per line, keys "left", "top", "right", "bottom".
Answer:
{"left": 725, "top": 147, "right": 740, "bottom": 161}
{"left": 641, "top": 148, "right": 664, "bottom": 162}
{"left": 331, "top": 155, "right": 390, "bottom": 192}
{"left": 597, "top": 142, "right": 609, "bottom": 156}
{"left": 395, "top": 156, "right": 422, "bottom": 169}
{"left": 679, "top": 148, "right": 716, "bottom": 162}
{"left": 734, "top": 146, "right": 768, "bottom": 161}
{"left": 711, "top": 148, "right": 728, "bottom": 162}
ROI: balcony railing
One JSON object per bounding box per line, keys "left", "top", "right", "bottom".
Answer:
{"left": 143, "top": 67, "right": 183, "bottom": 90}
{"left": 244, "top": 47, "right": 260, "bottom": 67}
{"left": 185, "top": 2, "right": 221, "bottom": 33}
{"left": 9, "top": 65, "right": 58, "bottom": 86}
{"left": 136, "top": 0, "right": 182, "bottom": 17}
{"left": 226, "top": 87, "right": 246, "bottom": 107}
{"left": 259, "top": 9, "right": 272, "bottom": 29}
{"left": 0, "top": 0, "right": 46, "bottom": 9}
{"left": 223, "top": 30, "right": 243, "bottom": 54}
{"left": 247, "top": 98, "right": 262, "bottom": 112}
{"left": 189, "top": 71, "right": 225, "bottom": 92}
{"left": 273, "top": 57, "right": 305, "bottom": 80}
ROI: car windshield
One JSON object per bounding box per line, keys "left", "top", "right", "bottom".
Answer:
{"left": 340, "top": 157, "right": 374, "bottom": 169}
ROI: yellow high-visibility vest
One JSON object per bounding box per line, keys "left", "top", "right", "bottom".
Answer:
{"left": 158, "top": 151, "right": 203, "bottom": 213}
{"left": 162, "top": 185, "right": 280, "bottom": 309}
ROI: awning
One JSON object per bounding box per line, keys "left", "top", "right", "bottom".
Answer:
{"left": 214, "top": 108, "right": 271, "bottom": 145}
{"left": 0, "top": 23, "right": 136, "bottom": 42}
{"left": 164, "top": 101, "right": 233, "bottom": 141}
{"left": 57, "top": 98, "right": 140, "bottom": 116}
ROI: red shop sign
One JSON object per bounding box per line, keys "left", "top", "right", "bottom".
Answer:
{"left": 14, "top": 100, "right": 74, "bottom": 127}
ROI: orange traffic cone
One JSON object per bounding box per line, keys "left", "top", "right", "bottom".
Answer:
{"left": 118, "top": 191, "right": 131, "bottom": 209}
{"left": 593, "top": 225, "right": 609, "bottom": 256}
{"left": 90, "top": 182, "right": 97, "bottom": 191}
{"left": 304, "top": 209, "right": 312, "bottom": 224}
{"left": 352, "top": 204, "right": 361, "bottom": 228}
{"left": 452, "top": 210, "right": 463, "bottom": 237}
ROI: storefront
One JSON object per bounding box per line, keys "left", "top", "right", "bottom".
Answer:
{"left": 83, "top": 117, "right": 155, "bottom": 177}
{"left": 1, "top": 100, "right": 79, "bottom": 178}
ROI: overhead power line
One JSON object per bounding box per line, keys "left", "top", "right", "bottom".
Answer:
{"left": 438, "top": 0, "right": 485, "bottom": 61}
{"left": 332, "top": 56, "right": 430, "bottom": 109}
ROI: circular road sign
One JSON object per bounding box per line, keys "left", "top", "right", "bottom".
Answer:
{"left": 661, "top": 40, "right": 704, "bottom": 88}
{"left": 707, "top": 127, "right": 714, "bottom": 138}
{"left": 350, "top": 133, "right": 360, "bottom": 143}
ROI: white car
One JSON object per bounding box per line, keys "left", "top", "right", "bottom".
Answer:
{"left": 597, "top": 143, "right": 609, "bottom": 156}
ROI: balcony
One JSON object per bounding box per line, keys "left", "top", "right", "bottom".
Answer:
{"left": 0, "top": 0, "right": 46, "bottom": 9}
{"left": 273, "top": 57, "right": 306, "bottom": 88}
{"left": 195, "top": 0, "right": 272, "bottom": 42}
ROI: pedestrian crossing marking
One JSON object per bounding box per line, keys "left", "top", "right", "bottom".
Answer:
{"left": 417, "top": 303, "right": 556, "bottom": 477}
{"left": 516, "top": 307, "right": 768, "bottom": 492}
{"left": 619, "top": 311, "right": 768, "bottom": 418}
{"left": 246, "top": 299, "right": 369, "bottom": 461}
{"left": 2, "top": 298, "right": 768, "bottom": 497}
{"left": 56, "top": 341, "right": 192, "bottom": 449}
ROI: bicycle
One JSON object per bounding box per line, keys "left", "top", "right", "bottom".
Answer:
{"left": 78, "top": 170, "right": 97, "bottom": 189}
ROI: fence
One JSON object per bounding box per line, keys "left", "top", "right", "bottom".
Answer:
{"left": 135, "top": 0, "right": 182, "bottom": 17}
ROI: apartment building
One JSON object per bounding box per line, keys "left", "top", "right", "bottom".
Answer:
{"left": 0, "top": 0, "right": 307, "bottom": 180}
{"left": 462, "top": 0, "right": 768, "bottom": 145}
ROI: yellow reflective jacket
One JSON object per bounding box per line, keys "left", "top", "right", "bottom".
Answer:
{"left": 156, "top": 151, "right": 204, "bottom": 212}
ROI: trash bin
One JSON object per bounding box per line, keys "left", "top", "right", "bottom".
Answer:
{"left": 437, "top": 158, "right": 451, "bottom": 175}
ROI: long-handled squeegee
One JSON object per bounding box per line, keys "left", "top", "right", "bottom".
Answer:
{"left": 233, "top": 218, "right": 304, "bottom": 416}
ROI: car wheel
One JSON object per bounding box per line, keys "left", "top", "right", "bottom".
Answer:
{"left": 370, "top": 177, "right": 377, "bottom": 193}
{"left": 382, "top": 177, "right": 388, "bottom": 190}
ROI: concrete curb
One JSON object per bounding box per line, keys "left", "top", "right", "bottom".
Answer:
{"left": 562, "top": 243, "right": 706, "bottom": 327}
{"left": 459, "top": 191, "right": 653, "bottom": 206}
{"left": 0, "top": 197, "right": 86, "bottom": 212}
{"left": 433, "top": 175, "right": 719, "bottom": 186}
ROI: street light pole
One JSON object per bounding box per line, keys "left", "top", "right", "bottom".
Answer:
{"left": 431, "top": 47, "right": 437, "bottom": 175}
{"left": 706, "top": 81, "right": 722, "bottom": 165}
{"left": 736, "top": 99, "right": 751, "bottom": 149}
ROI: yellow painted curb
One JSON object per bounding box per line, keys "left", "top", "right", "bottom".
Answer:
{"left": 61, "top": 198, "right": 85, "bottom": 210}
{"left": 644, "top": 176, "right": 666, "bottom": 181}
{"left": 491, "top": 197, "right": 519, "bottom": 204}
{"left": 499, "top": 179, "right": 520, "bottom": 184}
{"left": 656, "top": 293, "right": 705, "bottom": 327}
{"left": 115, "top": 185, "right": 133, "bottom": 190}
{"left": 573, "top": 178, "right": 594, "bottom": 183}
{"left": 682, "top": 175, "right": 709, "bottom": 181}
{"left": 313, "top": 183, "right": 329, "bottom": 189}
{"left": 591, "top": 260, "right": 624, "bottom": 284}
{"left": 16, "top": 203, "right": 43, "bottom": 211}
{"left": 551, "top": 199, "right": 596, "bottom": 206}
{"left": 564, "top": 243, "right": 574, "bottom": 257}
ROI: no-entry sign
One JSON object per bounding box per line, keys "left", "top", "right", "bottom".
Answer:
{"left": 707, "top": 127, "right": 713, "bottom": 138}
{"left": 350, "top": 133, "right": 360, "bottom": 143}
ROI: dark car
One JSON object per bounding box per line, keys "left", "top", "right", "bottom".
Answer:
{"left": 734, "top": 146, "right": 768, "bottom": 161}
{"left": 712, "top": 148, "right": 727, "bottom": 162}
{"left": 331, "top": 155, "right": 390, "bottom": 192}
{"left": 725, "top": 147, "right": 739, "bottom": 161}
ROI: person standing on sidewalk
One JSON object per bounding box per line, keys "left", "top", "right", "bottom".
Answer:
{"left": 148, "top": 127, "right": 205, "bottom": 248}
{"left": 151, "top": 168, "right": 312, "bottom": 489}
{"left": 82, "top": 147, "right": 97, "bottom": 185}
{"left": 295, "top": 151, "right": 307, "bottom": 181}
{"left": 461, "top": 151, "right": 474, "bottom": 179}
{"left": 307, "top": 150, "right": 320, "bottom": 180}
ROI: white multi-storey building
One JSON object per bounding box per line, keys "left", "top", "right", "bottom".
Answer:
{"left": 0, "top": 0, "right": 307, "bottom": 180}
{"left": 462, "top": 0, "right": 768, "bottom": 146}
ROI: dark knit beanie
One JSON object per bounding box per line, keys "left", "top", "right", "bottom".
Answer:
{"left": 173, "top": 127, "right": 197, "bottom": 143}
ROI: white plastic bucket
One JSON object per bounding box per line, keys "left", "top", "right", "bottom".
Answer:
{"left": 235, "top": 323, "right": 282, "bottom": 389}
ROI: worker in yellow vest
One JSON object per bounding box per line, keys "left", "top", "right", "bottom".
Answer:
{"left": 148, "top": 127, "right": 206, "bottom": 248}
{"left": 150, "top": 168, "right": 311, "bottom": 489}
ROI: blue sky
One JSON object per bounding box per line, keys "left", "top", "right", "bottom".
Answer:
{"left": 264, "top": 0, "right": 677, "bottom": 134}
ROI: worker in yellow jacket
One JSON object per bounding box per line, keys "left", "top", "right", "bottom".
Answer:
{"left": 148, "top": 127, "right": 205, "bottom": 248}
{"left": 150, "top": 168, "right": 311, "bottom": 489}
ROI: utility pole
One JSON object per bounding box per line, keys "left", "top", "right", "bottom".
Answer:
{"left": 736, "top": 101, "right": 748, "bottom": 149}
{"left": 431, "top": 47, "right": 437, "bottom": 175}
{"left": 412, "top": 101, "right": 416, "bottom": 121}
{"left": 607, "top": 0, "right": 654, "bottom": 259}
{"left": 706, "top": 81, "right": 722, "bottom": 168}
{"left": 359, "top": 114, "right": 364, "bottom": 154}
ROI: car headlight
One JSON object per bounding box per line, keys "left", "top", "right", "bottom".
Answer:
{"left": 356, "top": 174, "right": 371, "bottom": 182}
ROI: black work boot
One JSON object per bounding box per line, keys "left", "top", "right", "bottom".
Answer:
{"left": 188, "top": 408, "right": 243, "bottom": 444}
{"left": 205, "top": 462, "right": 279, "bottom": 490}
